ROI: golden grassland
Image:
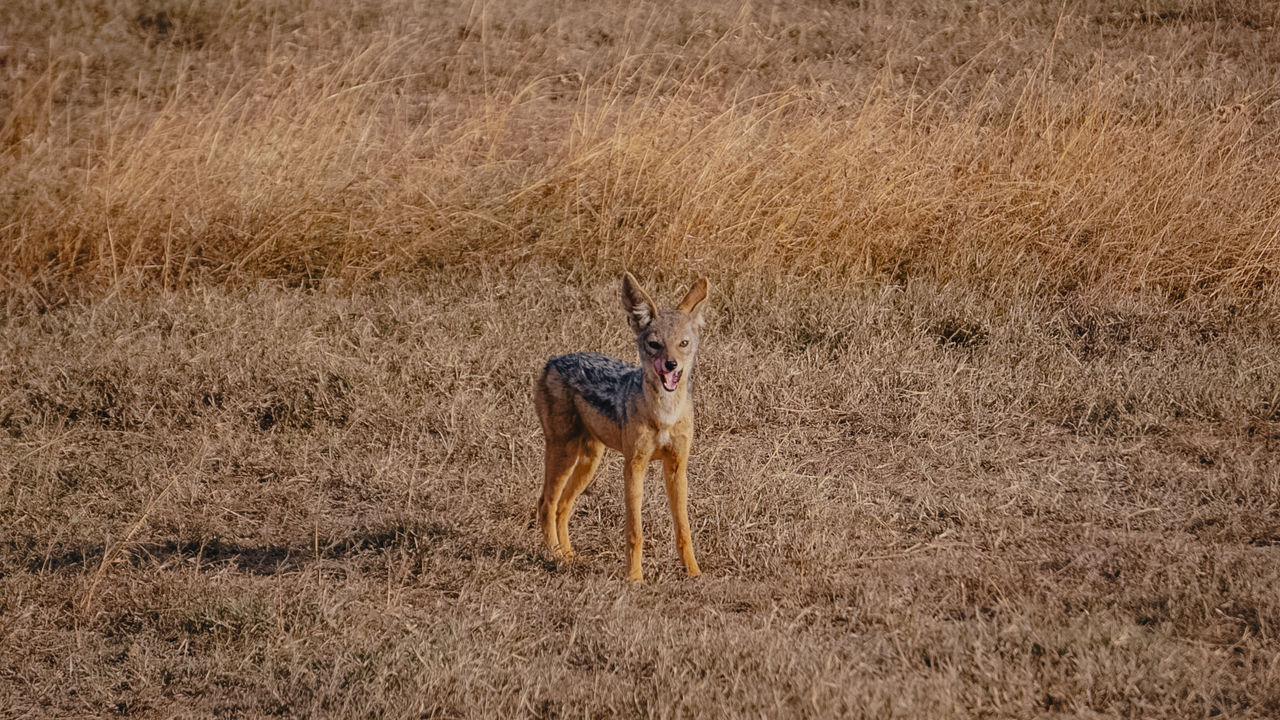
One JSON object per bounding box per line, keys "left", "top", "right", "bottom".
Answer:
{"left": 2, "top": 0, "right": 1280, "bottom": 717}
{"left": 3, "top": 0, "right": 1279, "bottom": 297}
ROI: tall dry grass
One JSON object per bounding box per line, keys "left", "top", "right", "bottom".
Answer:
{"left": 3, "top": 0, "right": 1279, "bottom": 298}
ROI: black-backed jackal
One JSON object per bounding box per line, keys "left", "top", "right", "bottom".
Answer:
{"left": 534, "top": 273, "right": 709, "bottom": 582}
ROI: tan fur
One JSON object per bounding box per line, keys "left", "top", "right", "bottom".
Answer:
{"left": 534, "top": 273, "right": 709, "bottom": 582}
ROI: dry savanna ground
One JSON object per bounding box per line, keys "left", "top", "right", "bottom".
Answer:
{"left": 3, "top": 0, "right": 1280, "bottom": 717}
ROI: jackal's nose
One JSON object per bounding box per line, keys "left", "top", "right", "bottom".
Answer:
{"left": 664, "top": 359, "right": 678, "bottom": 371}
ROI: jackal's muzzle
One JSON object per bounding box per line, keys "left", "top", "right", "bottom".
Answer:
{"left": 654, "top": 358, "right": 682, "bottom": 392}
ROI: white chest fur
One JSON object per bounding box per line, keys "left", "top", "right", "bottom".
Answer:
{"left": 652, "top": 400, "right": 683, "bottom": 449}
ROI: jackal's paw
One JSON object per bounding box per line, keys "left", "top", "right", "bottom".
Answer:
{"left": 547, "top": 544, "right": 574, "bottom": 562}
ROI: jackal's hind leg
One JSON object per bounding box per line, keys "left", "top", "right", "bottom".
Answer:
{"left": 539, "top": 436, "right": 580, "bottom": 558}
{"left": 556, "top": 437, "right": 604, "bottom": 560}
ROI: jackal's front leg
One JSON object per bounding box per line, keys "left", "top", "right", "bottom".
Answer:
{"left": 623, "top": 455, "right": 647, "bottom": 582}
{"left": 662, "top": 446, "right": 701, "bottom": 577}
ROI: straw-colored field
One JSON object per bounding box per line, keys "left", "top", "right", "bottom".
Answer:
{"left": 2, "top": 1, "right": 1278, "bottom": 717}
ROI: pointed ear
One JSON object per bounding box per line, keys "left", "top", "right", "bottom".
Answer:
{"left": 676, "top": 277, "right": 709, "bottom": 325}
{"left": 621, "top": 272, "right": 658, "bottom": 332}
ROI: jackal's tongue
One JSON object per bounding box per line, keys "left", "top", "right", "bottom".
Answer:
{"left": 661, "top": 370, "right": 680, "bottom": 391}
{"left": 654, "top": 359, "right": 681, "bottom": 392}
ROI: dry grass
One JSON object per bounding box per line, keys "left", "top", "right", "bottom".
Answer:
{"left": 3, "top": 269, "right": 1279, "bottom": 717}
{"left": 3, "top": 0, "right": 1280, "bottom": 297}
{"left": 3, "top": 0, "right": 1280, "bottom": 717}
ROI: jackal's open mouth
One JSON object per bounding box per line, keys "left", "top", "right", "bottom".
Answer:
{"left": 654, "top": 359, "right": 681, "bottom": 392}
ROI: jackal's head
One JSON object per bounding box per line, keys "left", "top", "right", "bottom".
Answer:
{"left": 621, "top": 273, "right": 709, "bottom": 393}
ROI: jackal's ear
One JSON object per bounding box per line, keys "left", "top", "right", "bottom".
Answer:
{"left": 677, "top": 277, "right": 709, "bottom": 327}
{"left": 621, "top": 272, "right": 658, "bottom": 332}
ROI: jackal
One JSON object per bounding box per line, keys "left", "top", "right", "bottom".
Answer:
{"left": 534, "top": 273, "right": 709, "bottom": 582}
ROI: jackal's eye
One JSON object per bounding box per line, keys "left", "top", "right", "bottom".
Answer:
{"left": 679, "top": 339, "right": 689, "bottom": 348}
{"left": 647, "top": 339, "right": 662, "bottom": 351}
